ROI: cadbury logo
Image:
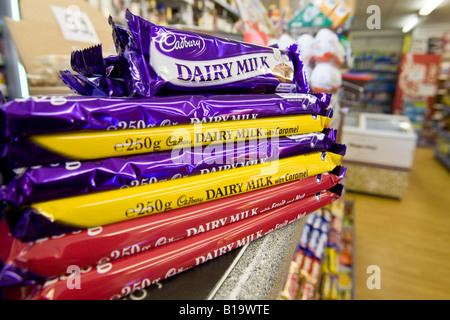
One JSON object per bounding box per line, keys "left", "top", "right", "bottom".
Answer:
{"left": 159, "top": 33, "right": 205, "bottom": 53}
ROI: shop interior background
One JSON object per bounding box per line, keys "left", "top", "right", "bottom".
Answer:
{"left": 0, "top": 0, "right": 449, "bottom": 301}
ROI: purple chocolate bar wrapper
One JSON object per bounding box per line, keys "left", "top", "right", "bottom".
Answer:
{"left": 0, "top": 94, "right": 333, "bottom": 169}
{"left": 63, "top": 44, "right": 129, "bottom": 97}
{"left": 0, "top": 129, "right": 336, "bottom": 207}
{"left": 3, "top": 144, "right": 346, "bottom": 243}
{"left": 0, "top": 93, "right": 330, "bottom": 139}
{"left": 0, "top": 181, "right": 346, "bottom": 289}
{"left": 61, "top": 10, "right": 311, "bottom": 97}
{"left": 124, "top": 10, "right": 310, "bottom": 96}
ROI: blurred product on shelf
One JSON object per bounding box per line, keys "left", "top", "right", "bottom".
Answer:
{"left": 91, "top": 0, "right": 241, "bottom": 36}
{"left": 313, "top": 28, "right": 345, "bottom": 66}
{"left": 311, "top": 62, "right": 342, "bottom": 93}
{"left": 434, "top": 104, "right": 450, "bottom": 170}
{"left": 428, "top": 52, "right": 450, "bottom": 150}
{"left": 0, "top": 72, "right": 7, "bottom": 98}
{"left": 279, "top": 198, "right": 354, "bottom": 300}
{"left": 235, "top": 0, "right": 278, "bottom": 46}
{"left": 297, "top": 33, "right": 315, "bottom": 64}
{"left": 351, "top": 51, "right": 400, "bottom": 114}
{"left": 291, "top": 28, "right": 345, "bottom": 95}
{"left": 394, "top": 53, "right": 442, "bottom": 146}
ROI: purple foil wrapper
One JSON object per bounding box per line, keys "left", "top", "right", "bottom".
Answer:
{"left": 61, "top": 10, "right": 311, "bottom": 97}
{"left": 3, "top": 143, "right": 346, "bottom": 243}
{"left": 0, "top": 93, "right": 329, "bottom": 139}
{"left": 1, "top": 129, "right": 336, "bottom": 207}
{"left": 64, "top": 44, "right": 129, "bottom": 97}
{"left": 125, "top": 10, "right": 308, "bottom": 96}
{"left": 0, "top": 93, "right": 332, "bottom": 169}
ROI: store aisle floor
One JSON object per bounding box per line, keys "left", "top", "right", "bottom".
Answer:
{"left": 345, "top": 147, "right": 450, "bottom": 300}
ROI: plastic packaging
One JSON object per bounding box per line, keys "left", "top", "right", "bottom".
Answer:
{"left": 6, "top": 144, "right": 345, "bottom": 238}
{"left": 0, "top": 167, "right": 345, "bottom": 283}
{"left": 4, "top": 186, "right": 342, "bottom": 300}
{"left": 2, "top": 112, "right": 333, "bottom": 169}
{"left": 28, "top": 114, "right": 332, "bottom": 160}
{"left": 61, "top": 10, "right": 310, "bottom": 97}
{"left": 310, "top": 63, "right": 342, "bottom": 93}
{"left": 0, "top": 93, "right": 330, "bottom": 139}
{"left": 1, "top": 129, "right": 337, "bottom": 206}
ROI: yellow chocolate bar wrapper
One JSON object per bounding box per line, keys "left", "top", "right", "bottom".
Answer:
{"left": 29, "top": 147, "right": 343, "bottom": 228}
{"left": 30, "top": 115, "right": 331, "bottom": 160}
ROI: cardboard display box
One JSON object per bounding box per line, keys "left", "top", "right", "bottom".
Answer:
{"left": 341, "top": 112, "right": 417, "bottom": 199}
{"left": 5, "top": 0, "right": 116, "bottom": 94}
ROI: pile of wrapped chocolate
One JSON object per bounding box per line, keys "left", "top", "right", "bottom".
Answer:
{"left": 0, "top": 10, "right": 346, "bottom": 300}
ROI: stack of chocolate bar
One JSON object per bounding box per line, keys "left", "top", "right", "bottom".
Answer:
{"left": 0, "top": 10, "right": 345, "bottom": 300}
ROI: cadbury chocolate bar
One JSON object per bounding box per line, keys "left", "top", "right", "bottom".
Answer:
{"left": 1, "top": 113, "right": 332, "bottom": 169}
{"left": 61, "top": 10, "right": 310, "bottom": 97}
{"left": 0, "top": 167, "right": 345, "bottom": 283}
{"left": 5, "top": 144, "right": 345, "bottom": 233}
{"left": 29, "top": 114, "right": 332, "bottom": 159}
{"left": 0, "top": 93, "right": 330, "bottom": 139}
{"left": 4, "top": 186, "right": 342, "bottom": 300}
{"left": 125, "top": 10, "right": 310, "bottom": 96}
{"left": 1, "top": 129, "right": 337, "bottom": 206}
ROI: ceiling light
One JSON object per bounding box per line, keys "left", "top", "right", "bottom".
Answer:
{"left": 402, "top": 16, "right": 419, "bottom": 33}
{"left": 419, "top": 0, "right": 443, "bottom": 16}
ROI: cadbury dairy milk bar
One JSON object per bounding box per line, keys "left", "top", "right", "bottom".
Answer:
{"left": 2, "top": 186, "right": 343, "bottom": 299}
{"left": 0, "top": 129, "right": 336, "bottom": 206}
{"left": 0, "top": 93, "right": 330, "bottom": 139}
{"left": 60, "top": 10, "right": 310, "bottom": 97}
{"left": 3, "top": 144, "right": 345, "bottom": 243}
{"left": 1, "top": 112, "right": 333, "bottom": 169}
{"left": 0, "top": 168, "right": 346, "bottom": 284}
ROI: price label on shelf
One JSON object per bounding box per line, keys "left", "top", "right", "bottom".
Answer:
{"left": 51, "top": 5, "right": 100, "bottom": 44}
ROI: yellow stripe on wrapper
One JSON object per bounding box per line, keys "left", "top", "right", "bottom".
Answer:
{"left": 30, "top": 149, "right": 343, "bottom": 228}
{"left": 29, "top": 115, "right": 331, "bottom": 160}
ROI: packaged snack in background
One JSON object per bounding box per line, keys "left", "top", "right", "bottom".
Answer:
{"left": 279, "top": 262, "right": 301, "bottom": 300}
{"left": 320, "top": 0, "right": 338, "bottom": 17}
{"left": 296, "top": 34, "right": 315, "bottom": 66}
{"left": 320, "top": 273, "right": 338, "bottom": 300}
{"left": 298, "top": 281, "right": 315, "bottom": 300}
{"left": 298, "top": 224, "right": 311, "bottom": 249}
{"left": 307, "top": 229, "right": 321, "bottom": 253}
{"left": 312, "top": 213, "right": 323, "bottom": 229}
{"left": 327, "top": 228, "right": 341, "bottom": 249}
{"left": 293, "top": 249, "right": 305, "bottom": 268}
{"left": 310, "top": 62, "right": 342, "bottom": 93}
{"left": 312, "top": 28, "right": 345, "bottom": 66}
{"left": 315, "top": 232, "right": 328, "bottom": 260}
{"left": 330, "top": 3, "right": 352, "bottom": 29}
{"left": 309, "top": 259, "right": 322, "bottom": 285}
